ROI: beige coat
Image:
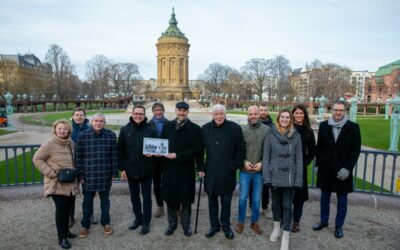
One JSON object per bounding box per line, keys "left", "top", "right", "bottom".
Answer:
{"left": 33, "top": 135, "right": 80, "bottom": 197}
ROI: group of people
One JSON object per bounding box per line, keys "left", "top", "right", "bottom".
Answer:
{"left": 33, "top": 100, "right": 361, "bottom": 250}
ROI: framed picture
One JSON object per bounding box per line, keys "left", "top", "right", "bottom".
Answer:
{"left": 143, "top": 137, "right": 169, "bottom": 155}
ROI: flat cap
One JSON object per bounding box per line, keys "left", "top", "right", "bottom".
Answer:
{"left": 176, "top": 101, "right": 189, "bottom": 110}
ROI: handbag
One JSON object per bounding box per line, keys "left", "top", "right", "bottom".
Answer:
{"left": 57, "top": 144, "right": 76, "bottom": 183}
{"left": 57, "top": 168, "right": 76, "bottom": 183}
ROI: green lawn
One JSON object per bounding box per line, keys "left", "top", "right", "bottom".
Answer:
{"left": 19, "top": 109, "right": 126, "bottom": 127}
{"left": 0, "top": 148, "right": 43, "bottom": 186}
{"left": 0, "top": 129, "right": 16, "bottom": 136}
{"left": 357, "top": 116, "right": 399, "bottom": 150}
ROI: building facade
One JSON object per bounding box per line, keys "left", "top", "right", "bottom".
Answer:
{"left": 0, "top": 53, "right": 52, "bottom": 97}
{"left": 364, "top": 60, "right": 400, "bottom": 103}
{"left": 350, "top": 70, "right": 374, "bottom": 101}
{"left": 146, "top": 8, "right": 199, "bottom": 101}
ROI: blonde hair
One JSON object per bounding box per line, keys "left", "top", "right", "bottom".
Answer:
{"left": 276, "top": 109, "right": 295, "bottom": 135}
{"left": 52, "top": 119, "right": 72, "bottom": 137}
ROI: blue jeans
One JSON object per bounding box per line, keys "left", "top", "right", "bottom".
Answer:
{"left": 238, "top": 171, "right": 262, "bottom": 224}
{"left": 81, "top": 190, "right": 110, "bottom": 228}
{"left": 128, "top": 177, "right": 152, "bottom": 225}
{"left": 320, "top": 189, "right": 348, "bottom": 228}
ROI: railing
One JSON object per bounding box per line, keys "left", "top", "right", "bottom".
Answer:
{"left": 1, "top": 144, "right": 399, "bottom": 197}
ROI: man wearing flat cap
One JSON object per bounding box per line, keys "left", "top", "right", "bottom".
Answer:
{"left": 161, "top": 101, "right": 204, "bottom": 237}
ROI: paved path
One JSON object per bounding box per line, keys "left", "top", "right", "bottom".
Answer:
{"left": 0, "top": 184, "right": 399, "bottom": 250}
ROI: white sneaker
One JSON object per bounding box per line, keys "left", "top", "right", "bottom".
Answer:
{"left": 270, "top": 221, "right": 281, "bottom": 242}
{"left": 280, "top": 231, "right": 290, "bottom": 250}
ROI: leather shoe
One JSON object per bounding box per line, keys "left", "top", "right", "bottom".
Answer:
{"left": 312, "top": 222, "right": 329, "bottom": 231}
{"left": 59, "top": 238, "right": 71, "bottom": 249}
{"left": 140, "top": 224, "right": 150, "bottom": 235}
{"left": 66, "top": 231, "right": 76, "bottom": 239}
{"left": 335, "top": 227, "right": 344, "bottom": 238}
{"left": 165, "top": 225, "right": 177, "bottom": 236}
{"left": 223, "top": 227, "right": 234, "bottom": 240}
{"left": 205, "top": 228, "right": 220, "bottom": 238}
{"left": 129, "top": 220, "right": 143, "bottom": 230}
{"left": 183, "top": 226, "right": 192, "bottom": 237}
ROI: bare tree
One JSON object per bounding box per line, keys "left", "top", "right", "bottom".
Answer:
{"left": 271, "top": 55, "right": 292, "bottom": 99}
{"left": 242, "top": 58, "right": 273, "bottom": 100}
{"left": 45, "top": 44, "right": 74, "bottom": 99}
{"left": 308, "top": 62, "right": 352, "bottom": 101}
{"left": 199, "top": 63, "right": 232, "bottom": 94}
{"left": 85, "top": 55, "right": 111, "bottom": 97}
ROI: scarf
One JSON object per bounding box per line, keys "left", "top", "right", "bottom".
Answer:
{"left": 328, "top": 115, "right": 348, "bottom": 142}
{"left": 151, "top": 117, "right": 167, "bottom": 136}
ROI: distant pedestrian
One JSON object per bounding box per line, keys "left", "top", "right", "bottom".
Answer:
{"left": 33, "top": 119, "right": 79, "bottom": 249}
{"left": 198, "top": 104, "right": 246, "bottom": 240}
{"left": 75, "top": 113, "right": 118, "bottom": 238}
{"left": 312, "top": 100, "right": 361, "bottom": 238}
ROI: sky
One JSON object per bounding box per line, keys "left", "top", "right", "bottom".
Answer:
{"left": 1, "top": 0, "right": 399, "bottom": 80}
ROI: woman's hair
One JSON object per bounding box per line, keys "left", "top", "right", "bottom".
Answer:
{"left": 292, "top": 104, "right": 311, "bottom": 130}
{"left": 52, "top": 119, "right": 72, "bottom": 137}
{"left": 276, "top": 108, "right": 294, "bottom": 134}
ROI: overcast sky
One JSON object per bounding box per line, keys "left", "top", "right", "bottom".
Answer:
{"left": 1, "top": 0, "right": 399, "bottom": 80}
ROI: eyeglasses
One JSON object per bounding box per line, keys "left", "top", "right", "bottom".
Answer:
{"left": 133, "top": 113, "right": 145, "bottom": 116}
{"left": 333, "top": 109, "right": 345, "bottom": 112}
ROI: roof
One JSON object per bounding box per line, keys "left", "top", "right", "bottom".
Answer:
{"left": 159, "top": 7, "right": 188, "bottom": 41}
{"left": 375, "top": 59, "right": 400, "bottom": 77}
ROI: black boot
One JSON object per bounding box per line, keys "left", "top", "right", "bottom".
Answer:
{"left": 58, "top": 238, "right": 71, "bottom": 249}
{"left": 67, "top": 231, "right": 76, "bottom": 239}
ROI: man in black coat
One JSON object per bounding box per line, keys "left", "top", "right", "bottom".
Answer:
{"left": 312, "top": 100, "right": 361, "bottom": 238}
{"left": 198, "top": 104, "right": 246, "bottom": 240}
{"left": 148, "top": 102, "right": 169, "bottom": 218}
{"left": 161, "top": 101, "right": 203, "bottom": 237}
{"left": 118, "top": 105, "right": 157, "bottom": 235}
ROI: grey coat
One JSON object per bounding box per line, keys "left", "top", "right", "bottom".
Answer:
{"left": 262, "top": 126, "right": 303, "bottom": 188}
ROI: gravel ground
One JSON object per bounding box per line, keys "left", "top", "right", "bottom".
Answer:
{"left": 0, "top": 193, "right": 399, "bottom": 250}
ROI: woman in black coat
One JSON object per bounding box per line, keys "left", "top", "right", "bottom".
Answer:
{"left": 291, "top": 105, "right": 316, "bottom": 232}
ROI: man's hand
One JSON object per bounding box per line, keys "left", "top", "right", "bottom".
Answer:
{"left": 244, "top": 161, "right": 254, "bottom": 171}
{"left": 144, "top": 154, "right": 153, "bottom": 158}
{"left": 337, "top": 168, "right": 350, "bottom": 181}
{"left": 164, "top": 153, "right": 177, "bottom": 159}
{"left": 121, "top": 170, "right": 127, "bottom": 180}
{"left": 198, "top": 171, "right": 205, "bottom": 178}
{"left": 253, "top": 162, "right": 262, "bottom": 172}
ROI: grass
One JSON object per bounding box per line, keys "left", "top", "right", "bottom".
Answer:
{"left": 0, "top": 129, "right": 16, "bottom": 136}
{"left": 19, "top": 109, "right": 126, "bottom": 127}
{"left": 357, "top": 116, "right": 399, "bottom": 150}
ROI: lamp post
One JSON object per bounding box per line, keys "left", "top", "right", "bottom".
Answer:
{"left": 389, "top": 95, "right": 400, "bottom": 151}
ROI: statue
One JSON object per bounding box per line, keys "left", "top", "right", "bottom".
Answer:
{"left": 385, "top": 98, "right": 391, "bottom": 120}
{"left": 349, "top": 96, "right": 358, "bottom": 122}
{"left": 389, "top": 95, "right": 400, "bottom": 151}
{"left": 318, "top": 95, "right": 327, "bottom": 123}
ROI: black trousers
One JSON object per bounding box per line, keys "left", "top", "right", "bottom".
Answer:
{"left": 207, "top": 193, "right": 233, "bottom": 230}
{"left": 153, "top": 173, "right": 163, "bottom": 207}
{"left": 69, "top": 196, "right": 75, "bottom": 218}
{"left": 51, "top": 195, "right": 74, "bottom": 241}
{"left": 249, "top": 183, "right": 270, "bottom": 209}
{"left": 128, "top": 177, "right": 153, "bottom": 225}
{"left": 167, "top": 203, "right": 191, "bottom": 228}
{"left": 271, "top": 188, "right": 294, "bottom": 231}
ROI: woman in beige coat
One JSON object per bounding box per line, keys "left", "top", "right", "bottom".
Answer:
{"left": 33, "top": 119, "right": 80, "bottom": 249}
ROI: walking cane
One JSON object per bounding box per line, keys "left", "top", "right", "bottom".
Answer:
{"left": 194, "top": 177, "right": 203, "bottom": 234}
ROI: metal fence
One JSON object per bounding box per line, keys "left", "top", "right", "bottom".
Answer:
{"left": 0, "top": 144, "right": 399, "bottom": 197}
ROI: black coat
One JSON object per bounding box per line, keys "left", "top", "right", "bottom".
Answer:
{"left": 316, "top": 120, "right": 361, "bottom": 194}
{"left": 118, "top": 117, "right": 157, "bottom": 179}
{"left": 148, "top": 117, "right": 169, "bottom": 175}
{"left": 199, "top": 119, "right": 246, "bottom": 196}
{"left": 293, "top": 124, "right": 316, "bottom": 203}
{"left": 161, "top": 119, "right": 203, "bottom": 205}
